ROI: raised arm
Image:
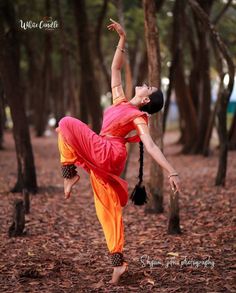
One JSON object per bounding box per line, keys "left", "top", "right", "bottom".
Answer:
{"left": 107, "top": 19, "right": 128, "bottom": 105}
{"left": 107, "top": 18, "right": 126, "bottom": 88}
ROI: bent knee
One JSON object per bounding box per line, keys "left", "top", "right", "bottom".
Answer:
{"left": 58, "top": 116, "right": 74, "bottom": 128}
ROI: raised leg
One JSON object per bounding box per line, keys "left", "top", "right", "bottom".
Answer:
{"left": 58, "top": 132, "right": 80, "bottom": 198}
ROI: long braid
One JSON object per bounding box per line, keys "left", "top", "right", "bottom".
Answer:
{"left": 130, "top": 89, "right": 164, "bottom": 205}
{"left": 130, "top": 141, "right": 148, "bottom": 205}
{"left": 138, "top": 141, "right": 144, "bottom": 185}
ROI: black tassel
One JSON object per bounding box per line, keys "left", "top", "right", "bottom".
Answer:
{"left": 130, "top": 182, "right": 148, "bottom": 205}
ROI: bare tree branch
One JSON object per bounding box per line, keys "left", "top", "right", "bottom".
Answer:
{"left": 188, "top": 0, "right": 234, "bottom": 93}
{"left": 213, "top": 0, "right": 233, "bottom": 25}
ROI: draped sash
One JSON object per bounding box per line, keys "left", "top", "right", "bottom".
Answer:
{"left": 59, "top": 103, "right": 148, "bottom": 207}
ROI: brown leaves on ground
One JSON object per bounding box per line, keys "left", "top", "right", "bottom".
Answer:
{"left": 0, "top": 130, "right": 235, "bottom": 293}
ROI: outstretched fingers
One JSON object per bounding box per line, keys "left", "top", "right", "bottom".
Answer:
{"left": 107, "top": 23, "right": 116, "bottom": 30}
{"left": 107, "top": 18, "right": 118, "bottom": 30}
{"left": 107, "top": 18, "right": 126, "bottom": 37}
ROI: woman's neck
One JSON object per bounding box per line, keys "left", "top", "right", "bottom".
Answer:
{"left": 129, "top": 96, "right": 140, "bottom": 108}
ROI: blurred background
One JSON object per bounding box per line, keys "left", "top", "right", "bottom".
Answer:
{"left": 0, "top": 0, "right": 235, "bottom": 192}
{"left": 0, "top": 2, "right": 236, "bottom": 291}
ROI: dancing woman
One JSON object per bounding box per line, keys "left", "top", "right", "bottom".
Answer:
{"left": 57, "top": 19, "right": 181, "bottom": 284}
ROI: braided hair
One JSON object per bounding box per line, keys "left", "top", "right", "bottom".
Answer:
{"left": 130, "top": 141, "right": 147, "bottom": 205}
{"left": 130, "top": 90, "right": 164, "bottom": 205}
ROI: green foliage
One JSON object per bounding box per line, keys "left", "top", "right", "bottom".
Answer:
{"left": 5, "top": 0, "right": 235, "bottom": 103}
{"left": 212, "top": 1, "right": 236, "bottom": 60}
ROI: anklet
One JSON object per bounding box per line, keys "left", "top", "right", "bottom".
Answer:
{"left": 111, "top": 252, "right": 124, "bottom": 267}
{"left": 61, "top": 164, "right": 77, "bottom": 179}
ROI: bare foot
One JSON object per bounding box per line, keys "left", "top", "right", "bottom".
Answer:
{"left": 109, "top": 262, "right": 128, "bottom": 285}
{"left": 64, "top": 175, "right": 80, "bottom": 199}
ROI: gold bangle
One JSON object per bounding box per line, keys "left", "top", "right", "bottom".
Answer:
{"left": 168, "top": 173, "right": 179, "bottom": 179}
{"left": 116, "top": 46, "right": 125, "bottom": 53}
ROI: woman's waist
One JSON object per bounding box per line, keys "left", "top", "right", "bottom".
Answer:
{"left": 100, "top": 131, "right": 140, "bottom": 144}
{"left": 100, "top": 133, "right": 126, "bottom": 142}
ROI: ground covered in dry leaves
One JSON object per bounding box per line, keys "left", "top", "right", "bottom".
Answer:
{"left": 0, "top": 130, "right": 235, "bottom": 293}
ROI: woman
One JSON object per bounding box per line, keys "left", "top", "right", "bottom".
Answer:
{"left": 57, "top": 19, "right": 181, "bottom": 284}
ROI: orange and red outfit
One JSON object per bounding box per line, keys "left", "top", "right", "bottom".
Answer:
{"left": 57, "top": 85, "right": 148, "bottom": 262}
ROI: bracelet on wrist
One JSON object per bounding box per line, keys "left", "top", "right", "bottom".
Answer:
{"left": 116, "top": 46, "right": 125, "bottom": 53}
{"left": 168, "top": 173, "right": 179, "bottom": 179}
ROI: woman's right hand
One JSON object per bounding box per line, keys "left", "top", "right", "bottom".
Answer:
{"left": 107, "top": 18, "right": 126, "bottom": 37}
{"left": 169, "top": 175, "right": 181, "bottom": 194}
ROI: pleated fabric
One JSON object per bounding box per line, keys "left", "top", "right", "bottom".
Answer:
{"left": 57, "top": 102, "right": 148, "bottom": 253}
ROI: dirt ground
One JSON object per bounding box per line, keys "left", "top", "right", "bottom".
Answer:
{"left": 0, "top": 130, "right": 235, "bottom": 293}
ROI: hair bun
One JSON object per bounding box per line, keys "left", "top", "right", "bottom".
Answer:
{"left": 140, "top": 89, "right": 164, "bottom": 114}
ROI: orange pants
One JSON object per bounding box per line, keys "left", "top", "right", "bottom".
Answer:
{"left": 58, "top": 132, "right": 124, "bottom": 254}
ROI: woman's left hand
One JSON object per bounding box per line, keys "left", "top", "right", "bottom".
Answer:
{"left": 169, "top": 176, "right": 181, "bottom": 194}
{"left": 107, "top": 18, "right": 126, "bottom": 37}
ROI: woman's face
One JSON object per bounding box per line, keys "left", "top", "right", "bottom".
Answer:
{"left": 135, "top": 84, "right": 157, "bottom": 98}
{"left": 135, "top": 84, "right": 157, "bottom": 106}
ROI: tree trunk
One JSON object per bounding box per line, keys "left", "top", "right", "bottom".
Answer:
{"left": 73, "top": 0, "right": 102, "bottom": 133}
{"left": 35, "top": 0, "right": 52, "bottom": 137}
{"left": 163, "top": 56, "right": 176, "bottom": 134}
{"left": 143, "top": 0, "right": 164, "bottom": 213}
{"left": 52, "top": 74, "right": 64, "bottom": 126}
{"left": 203, "top": 40, "right": 223, "bottom": 156}
{"left": 116, "top": 0, "right": 135, "bottom": 180}
{"left": 56, "top": 0, "right": 67, "bottom": 122}
{"left": 191, "top": 0, "right": 213, "bottom": 154}
{"left": 136, "top": 50, "right": 148, "bottom": 86}
{"left": 0, "top": 80, "right": 4, "bottom": 150}
{"left": 171, "top": 0, "right": 198, "bottom": 154}
{"left": 215, "top": 93, "right": 228, "bottom": 186}
{"left": 228, "top": 110, "right": 236, "bottom": 150}
{"left": 155, "top": 0, "right": 166, "bottom": 12}
{"left": 0, "top": 0, "right": 37, "bottom": 193}
{"left": 24, "top": 33, "right": 44, "bottom": 130}
{"left": 168, "top": 191, "right": 182, "bottom": 234}
{"left": 56, "top": 0, "right": 77, "bottom": 119}
{"left": 8, "top": 199, "right": 25, "bottom": 237}
{"left": 23, "top": 188, "right": 30, "bottom": 214}
{"left": 132, "top": 39, "right": 144, "bottom": 86}
{"left": 188, "top": 0, "right": 235, "bottom": 186}
{"left": 95, "top": 0, "right": 110, "bottom": 92}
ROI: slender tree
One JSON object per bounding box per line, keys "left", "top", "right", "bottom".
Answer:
{"left": 228, "top": 111, "right": 236, "bottom": 150}
{"left": 143, "top": 0, "right": 164, "bottom": 213}
{"left": 188, "top": 0, "right": 235, "bottom": 185}
{"left": 203, "top": 40, "right": 222, "bottom": 155}
{"left": 171, "top": 0, "right": 198, "bottom": 153}
{"left": 24, "top": 32, "right": 43, "bottom": 127}
{"left": 35, "top": 0, "right": 52, "bottom": 136}
{"left": 0, "top": 0, "right": 37, "bottom": 192}
{"left": 73, "top": 0, "right": 102, "bottom": 133}
{"left": 132, "top": 40, "right": 146, "bottom": 86}
{"left": 143, "top": 0, "right": 181, "bottom": 233}
{"left": 212, "top": 0, "right": 233, "bottom": 25}
{"left": 191, "top": 0, "right": 213, "bottom": 154}
{"left": 163, "top": 57, "right": 176, "bottom": 134}
{"left": 55, "top": 0, "right": 77, "bottom": 120}
{"left": 116, "top": 0, "right": 135, "bottom": 180}
{"left": 0, "top": 80, "right": 4, "bottom": 150}
{"left": 95, "top": 0, "right": 110, "bottom": 92}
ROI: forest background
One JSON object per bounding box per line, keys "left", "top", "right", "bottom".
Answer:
{"left": 0, "top": 0, "right": 235, "bottom": 292}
